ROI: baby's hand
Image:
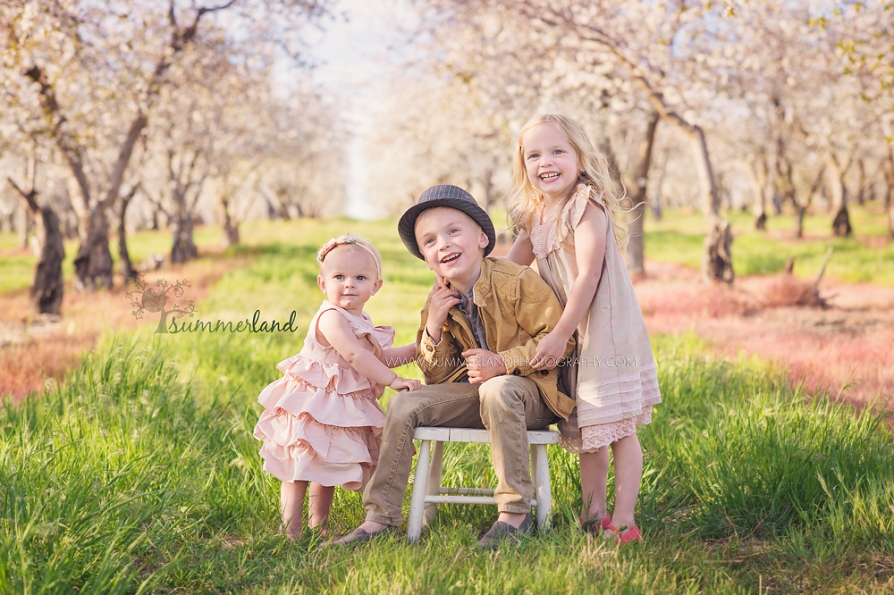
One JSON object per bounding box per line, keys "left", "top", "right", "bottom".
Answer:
{"left": 389, "top": 377, "right": 421, "bottom": 392}
{"left": 529, "top": 331, "right": 568, "bottom": 371}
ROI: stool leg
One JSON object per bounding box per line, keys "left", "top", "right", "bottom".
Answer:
{"left": 529, "top": 442, "right": 539, "bottom": 502}
{"left": 407, "top": 439, "right": 432, "bottom": 543}
{"left": 424, "top": 441, "right": 444, "bottom": 525}
{"left": 533, "top": 444, "right": 552, "bottom": 531}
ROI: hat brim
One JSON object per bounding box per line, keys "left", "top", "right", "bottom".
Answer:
{"left": 398, "top": 198, "right": 497, "bottom": 260}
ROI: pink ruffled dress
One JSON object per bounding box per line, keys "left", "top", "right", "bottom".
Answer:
{"left": 524, "top": 184, "right": 662, "bottom": 453}
{"left": 253, "top": 301, "right": 394, "bottom": 491}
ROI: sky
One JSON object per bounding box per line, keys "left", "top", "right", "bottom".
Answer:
{"left": 303, "top": 0, "right": 418, "bottom": 219}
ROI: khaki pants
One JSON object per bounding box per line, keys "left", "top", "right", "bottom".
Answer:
{"left": 363, "top": 375, "right": 556, "bottom": 526}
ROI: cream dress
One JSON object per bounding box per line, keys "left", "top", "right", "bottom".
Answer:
{"left": 524, "top": 184, "right": 661, "bottom": 452}
{"left": 253, "top": 301, "right": 392, "bottom": 490}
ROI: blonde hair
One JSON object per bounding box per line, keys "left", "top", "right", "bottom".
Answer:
{"left": 317, "top": 234, "right": 383, "bottom": 280}
{"left": 508, "top": 114, "right": 626, "bottom": 248}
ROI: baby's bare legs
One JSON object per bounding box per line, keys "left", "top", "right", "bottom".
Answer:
{"left": 609, "top": 434, "right": 643, "bottom": 530}
{"left": 308, "top": 483, "right": 335, "bottom": 530}
{"left": 280, "top": 480, "right": 308, "bottom": 540}
{"left": 579, "top": 448, "right": 609, "bottom": 522}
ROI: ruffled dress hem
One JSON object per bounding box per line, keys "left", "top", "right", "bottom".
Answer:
{"left": 253, "top": 302, "right": 392, "bottom": 490}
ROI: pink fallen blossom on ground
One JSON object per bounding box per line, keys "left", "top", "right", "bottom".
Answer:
{"left": 636, "top": 261, "right": 894, "bottom": 412}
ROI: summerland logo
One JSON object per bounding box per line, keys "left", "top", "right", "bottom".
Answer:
{"left": 127, "top": 274, "right": 299, "bottom": 334}
{"left": 128, "top": 274, "right": 196, "bottom": 333}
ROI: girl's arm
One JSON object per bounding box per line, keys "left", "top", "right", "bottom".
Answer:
{"left": 505, "top": 233, "right": 535, "bottom": 266}
{"left": 381, "top": 343, "right": 417, "bottom": 368}
{"left": 317, "top": 310, "right": 418, "bottom": 390}
{"left": 529, "top": 203, "right": 607, "bottom": 370}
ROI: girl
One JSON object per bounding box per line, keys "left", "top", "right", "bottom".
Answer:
{"left": 506, "top": 115, "right": 661, "bottom": 544}
{"left": 254, "top": 235, "right": 420, "bottom": 540}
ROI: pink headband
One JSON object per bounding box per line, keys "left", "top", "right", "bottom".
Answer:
{"left": 317, "top": 235, "right": 381, "bottom": 277}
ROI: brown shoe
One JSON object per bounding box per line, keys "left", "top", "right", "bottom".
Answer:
{"left": 332, "top": 525, "right": 400, "bottom": 546}
{"left": 476, "top": 514, "right": 533, "bottom": 550}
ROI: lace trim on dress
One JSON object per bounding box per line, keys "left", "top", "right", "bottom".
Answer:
{"left": 559, "top": 406, "right": 653, "bottom": 453}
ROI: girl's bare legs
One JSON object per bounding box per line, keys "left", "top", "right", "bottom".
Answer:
{"left": 579, "top": 449, "right": 609, "bottom": 522}
{"left": 308, "top": 483, "right": 335, "bottom": 530}
{"left": 280, "top": 480, "right": 308, "bottom": 540}
{"left": 608, "top": 433, "right": 643, "bottom": 530}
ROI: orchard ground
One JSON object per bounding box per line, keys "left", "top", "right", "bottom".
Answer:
{"left": 0, "top": 206, "right": 892, "bottom": 593}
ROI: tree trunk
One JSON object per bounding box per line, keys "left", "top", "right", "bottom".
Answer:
{"left": 74, "top": 206, "right": 114, "bottom": 290}
{"left": 794, "top": 204, "right": 807, "bottom": 239}
{"left": 688, "top": 126, "right": 733, "bottom": 284}
{"left": 543, "top": 14, "right": 733, "bottom": 282}
{"left": 220, "top": 192, "right": 240, "bottom": 248}
{"left": 635, "top": 76, "right": 732, "bottom": 282}
{"left": 703, "top": 217, "right": 734, "bottom": 285}
{"left": 749, "top": 157, "right": 768, "bottom": 231}
{"left": 7, "top": 177, "right": 65, "bottom": 315}
{"left": 626, "top": 111, "right": 659, "bottom": 279}
{"left": 223, "top": 221, "right": 239, "bottom": 248}
{"left": 117, "top": 190, "right": 137, "bottom": 282}
{"left": 16, "top": 202, "right": 31, "bottom": 249}
{"left": 31, "top": 206, "right": 66, "bottom": 315}
{"left": 171, "top": 214, "right": 198, "bottom": 264}
{"left": 274, "top": 187, "right": 292, "bottom": 219}
{"left": 651, "top": 152, "right": 668, "bottom": 221}
{"left": 482, "top": 173, "right": 494, "bottom": 211}
{"left": 883, "top": 142, "right": 894, "bottom": 239}
{"left": 26, "top": 65, "right": 148, "bottom": 292}
{"left": 831, "top": 206, "right": 852, "bottom": 237}
{"left": 771, "top": 98, "right": 810, "bottom": 238}
{"left": 827, "top": 155, "right": 852, "bottom": 237}
{"left": 856, "top": 159, "right": 866, "bottom": 205}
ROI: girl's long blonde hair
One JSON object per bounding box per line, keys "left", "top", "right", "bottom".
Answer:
{"left": 508, "top": 114, "right": 626, "bottom": 248}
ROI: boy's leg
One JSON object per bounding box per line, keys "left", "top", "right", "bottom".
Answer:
{"left": 477, "top": 375, "right": 554, "bottom": 514}
{"left": 362, "top": 383, "right": 484, "bottom": 526}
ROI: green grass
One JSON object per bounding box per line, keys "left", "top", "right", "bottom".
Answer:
{"left": 0, "top": 253, "right": 37, "bottom": 294}
{"left": 639, "top": 202, "right": 894, "bottom": 285}
{"left": 0, "top": 226, "right": 222, "bottom": 295}
{"left": 1, "top": 219, "right": 893, "bottom": 593}
{"left": 3, "top": 202, "right": 892, "bottom": 296}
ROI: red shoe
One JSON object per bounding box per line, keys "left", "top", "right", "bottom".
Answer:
{"left": 580, "top": 514, "right": 612, "bottom": 534}
{"left": 604, "top": 524, "right": 641, "bottom": 544}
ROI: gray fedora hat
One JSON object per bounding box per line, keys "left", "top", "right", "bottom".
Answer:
{"left": 398, "top": 185, "right": 496, "bottom": 260}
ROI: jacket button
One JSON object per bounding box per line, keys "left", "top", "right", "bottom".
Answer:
{"left": 512, "top": 369, "right": 520, "bottom": 376}
{"left": 426, "top": 344, "right": 433, "bottom": 352}
{"left": 540, "top": 370, "right": 549, "bottom": 376}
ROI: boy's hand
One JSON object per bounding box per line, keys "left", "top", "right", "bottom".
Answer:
{"left": 426, "top": 275, "right": 461, "bottom": 340}
{"left": 389, "top": 377, "right": 421, "bottom": 392}
{"left": 529, "top": 331, "right": 567, "bottom": 371}
{"left": 461, "top": 349, "right": 507, "bottom": 384}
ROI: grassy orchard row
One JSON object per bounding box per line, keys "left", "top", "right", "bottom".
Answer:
{"left": 645, "top": 205, "right": 894, "bottom": 284}
{"left": 0, "top": 218, "right": 892, "bottom": 593}
{"left": 0, "top": 226, "right": 223, "bottom": 295}
{"left": 1, "top": 202, "right": 892, "bottom": 296}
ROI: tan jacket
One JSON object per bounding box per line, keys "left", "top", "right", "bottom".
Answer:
{"left": 416, "top": 257, "right": 576, "bottom": 420}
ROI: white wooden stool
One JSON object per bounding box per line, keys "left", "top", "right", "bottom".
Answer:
{"left": 406, "top": 426, "right": 560, "bottom": 542}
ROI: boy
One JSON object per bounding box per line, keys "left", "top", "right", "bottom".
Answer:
{"left": 335, "top": 185, "right": 574, "bottom": 548}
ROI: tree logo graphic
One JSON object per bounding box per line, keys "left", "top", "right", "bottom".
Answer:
{"left": 127, "top": 273, "right": 196, "bottom": 334}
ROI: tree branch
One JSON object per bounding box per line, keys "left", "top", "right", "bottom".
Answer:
{"left": 7, "top": 177, "right": 40, "bottom": 214}
{"left": 23, "top": 65, "right": 92, "bottom": 211}
{"left": 99, "top": 112, "right": 148, "bottom": 211}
